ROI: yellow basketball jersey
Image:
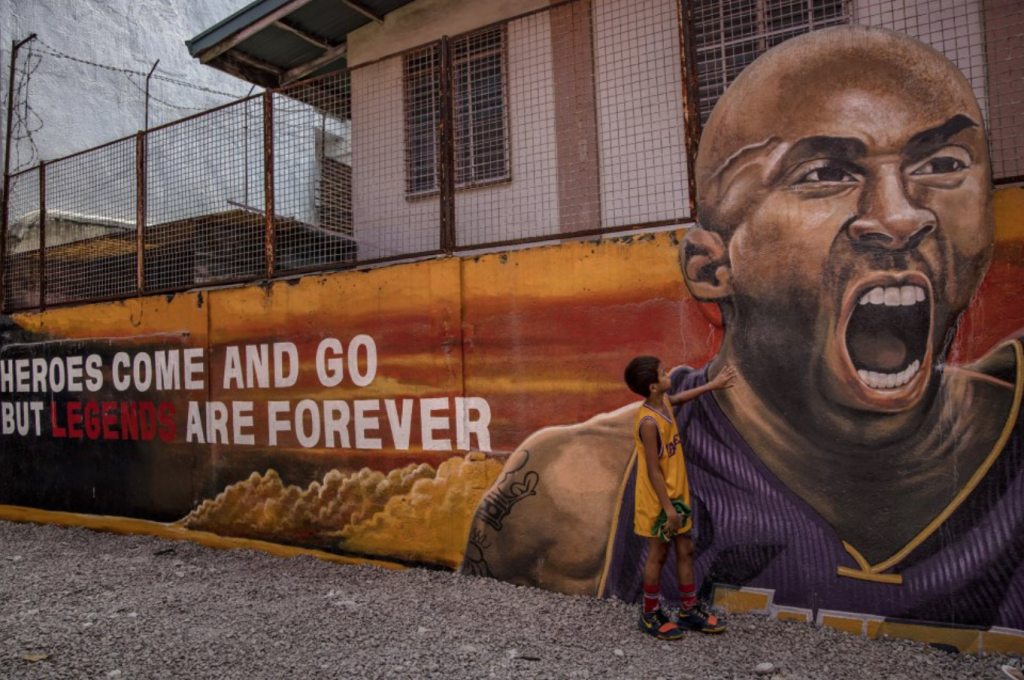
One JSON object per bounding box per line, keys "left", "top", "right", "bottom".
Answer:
{"left": 633, "top": 396, "right": 691, "bottom": 537}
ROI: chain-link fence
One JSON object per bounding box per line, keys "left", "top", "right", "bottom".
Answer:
{"left": 686, "top": 0, "right": 1024, "bottom": 183}
{"left": 144, "top": 97, "right": 266, "bottom": 291}
{"left": 3, "top": 0, "right": 1023, "bottom": 312}
{"left": 45, "top": 138, "right": 138, "bottom": 305}
{"left": 3, "top": 167, "right": 41, "bottom": 310}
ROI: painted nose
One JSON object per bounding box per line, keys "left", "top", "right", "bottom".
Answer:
{"left": 848, "top": 171, "right": 935, "bottom": 250}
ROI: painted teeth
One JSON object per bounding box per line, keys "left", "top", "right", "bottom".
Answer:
{"left": 859, "top": 285, "right": 927, "bottom": 306}
{"left": 857, "top": 359, "right": 921, "bottom": 390}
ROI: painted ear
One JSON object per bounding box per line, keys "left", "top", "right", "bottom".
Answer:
{"left": 680, "top": 228, "right": 733, "bottom": 301}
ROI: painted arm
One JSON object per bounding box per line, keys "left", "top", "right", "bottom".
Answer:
{"left": 640, "top": 418, "right": 682, "bottom": 535}
{"left": 667, "top": 365, "right": 738, "bottom": 406}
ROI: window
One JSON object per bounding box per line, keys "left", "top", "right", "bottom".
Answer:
{"left": 403, "top": 26, "right": 510, "bottom": 196}
{"left": 403, "top": 47, "right": 441, "bottom": 196}
{"left": 692, "top": 0, "right": 849, "bottom": 125}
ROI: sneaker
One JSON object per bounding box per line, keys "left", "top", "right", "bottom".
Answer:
{"left": 676, "top": 602, "right": 727, "bottom": 634}
{"left": 638, "top": 609, "right": 685, "bottom": 640}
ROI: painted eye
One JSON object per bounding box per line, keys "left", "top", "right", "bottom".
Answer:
{"left": 909, "top": 146, "right": 972, "bottom": 177}
{"left": 911, "top": 156, "right": 968, "bottom": 175}
{"left": 796, "top": 165, "right": 858, "bottom": 183}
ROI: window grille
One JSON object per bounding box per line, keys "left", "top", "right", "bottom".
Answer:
{"left": 403, "top": 47, "right": 441, "bottom": 196}
{"left": 403, "top": 26, "right": 510, "bottom": 196}
{"left": 454, "top": 26, "right": 510, "bottom": 188}
{"left": 692, "top": 0, "right": 849, "bottom": 125}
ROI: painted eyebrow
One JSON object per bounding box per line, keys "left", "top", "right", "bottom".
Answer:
{"left": 772, "top": 136, "right": 867, "bottom": 182}
{"left": 902, "top": 114, "right": 979, "bottom": 160}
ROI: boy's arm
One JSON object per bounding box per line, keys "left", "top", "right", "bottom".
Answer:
{"left": 667, "top": 365, "right": 738, "bottom": 406}
{"left": 640, "top": 419, "right": 682, "bottom": 534}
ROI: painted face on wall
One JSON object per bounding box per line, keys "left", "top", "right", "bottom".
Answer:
{"left": 684, "top": 27, "right": 993, "bottom": 435}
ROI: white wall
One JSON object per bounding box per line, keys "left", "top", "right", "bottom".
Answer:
{"left": 854, "top": 0, "right": 989, "bottom": 121}
{"left": 594, "top": 0, "right": 690, "bottom": 227}
{"left": 453, "top": 13, "right": 560, "bottom": 247}
{"left": 348, "top": 0, "right": 549, "bottom": 66}
{"left": 1, "top": 0, "right": 264, "bottom": 234}
{"left": 350, "top": 0, "right": 692, "bottom": 252}
{"left": 351, "top": 10, "right": 561, "bottom": 254}
{"left": 351, "top": 56, "right": 441, "bottom": 259}
{"left": 1, "top": 0, "right": 256, "bottom": 171}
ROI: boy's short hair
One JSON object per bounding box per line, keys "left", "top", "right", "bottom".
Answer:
{"left": 624, "top": 356, "right": 661, "bottom": 397}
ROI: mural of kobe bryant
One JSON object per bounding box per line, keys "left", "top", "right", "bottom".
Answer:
{"left": 461, "top": 25, "right": 1024, "bottom": 629}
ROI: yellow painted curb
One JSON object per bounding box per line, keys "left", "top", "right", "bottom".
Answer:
{"left": 0, "top": 504, "right": 405, "bottom": 571}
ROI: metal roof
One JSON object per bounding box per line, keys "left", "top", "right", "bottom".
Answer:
{"left": 186, "top": 0, "right": 415, "bottom": 89}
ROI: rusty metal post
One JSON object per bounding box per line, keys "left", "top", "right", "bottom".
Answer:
{"left": 136, "top": 131, "right": 146, "bottom": 294}
{"left": 676, "top": 0, "right": 702, "bottom": 219}
{"left": 2, "top": 34, "right": 38, "bottom": 312}
{"left": 263, "top": 91, "right": 275, "bottom": 278}
{"left": 3, "top": 35, "right": 36, "bottom": 191}
{"left": 144, "top": 59, "right": 160, "bottom": 131}
{"left": 264, "top": 90, "right": 276, "bottom": 276}
{"left": 38, "top": 161, "right": 46, "bottom": 309}
{"left": 438, "top": 37, "right": 456, "bottom": 254}
{"left": 0, "top": 171, "right": 8, "bottom": 312}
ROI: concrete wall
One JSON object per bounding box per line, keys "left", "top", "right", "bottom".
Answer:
{"left": 594, "top": 0, "right": 690, "bottom": 227}
{"left": 350, "top": 6, "right": 563, "bottom": 254}
{"left": 855, "top": 0, "right": 988, "bottom": 118}
{"left": 350, "top": 56, "right": 441, "bottom": 258}
{"left": 0, "top": 0, "right": 254, "bottom": 171}
{"left": 349, "top": 0, "right": 691, "bottom": 251}
{"left": 347, "top": 0, "right": 550, "bottom": 66}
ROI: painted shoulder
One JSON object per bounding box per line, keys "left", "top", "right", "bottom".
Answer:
{"left": 964, "top": 335, "right": 1023, "bottom": 387}
{"left": 669, "top": 364, "right": 702, "bottom": 392}
{"left": 460, "top": 401, "right": 640, "bottom": 595}
{"left": 515, "top": 401, "right": 639, "bottom": 460}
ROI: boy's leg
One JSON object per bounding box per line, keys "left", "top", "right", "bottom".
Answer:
{"left": 673, "top": 533, "right": 726, "bottom": 633}
{"left": 637, "top": 538, "right": 684, "bottom": 640}
{"left": 674, "top": 533, "right": 697, "bottom": 609}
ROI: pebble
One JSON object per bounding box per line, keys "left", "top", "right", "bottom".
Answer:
{"left": 755, "top": 661, "right": 775, "bottom": 675}
{"left": 0, "top": 519, "right": 1018, "bottom": 680}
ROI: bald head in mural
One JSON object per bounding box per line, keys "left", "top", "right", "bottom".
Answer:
{"left": 464, "top": 26, "right": 1024, "bottom": 629}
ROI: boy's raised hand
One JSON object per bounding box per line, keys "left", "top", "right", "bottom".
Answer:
{"left": 710, "top": 365, "right": 738, "bottom": 390}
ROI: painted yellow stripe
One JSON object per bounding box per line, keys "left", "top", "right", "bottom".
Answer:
{"left": 874, "top": 621, "right": 981, "bottom": 654}
{"left": 836, "top": 566, "right": 903, "bottom": 584}
{"left": 596, "top": 445, "right": 638, "bottom": 597}
{"left": 0, "top": 504, "right": 404, "bottom": 571}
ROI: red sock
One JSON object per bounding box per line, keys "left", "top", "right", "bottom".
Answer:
{"left": 643, "top": 583, "right": 660, "bottom": 613}
{"left": 680, "top": 583, "right": 697, "bottom": 610}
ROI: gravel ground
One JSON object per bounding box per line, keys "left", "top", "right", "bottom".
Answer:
{"left": 1, "top": 520, "right": 1021, "bottom": 680}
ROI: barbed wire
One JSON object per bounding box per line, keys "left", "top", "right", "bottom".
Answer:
{"left": 9, "top": 43, "right": 43, "bottom": 172}
{"left": 122, "top": 72, "right": 230, "bottom": 114}
{"left": 32, "top": 39, "right": 255, "bottom": 100}
{"left": 2, "top": 37, "right": 265, "bottom": 173}
{"left": 2, "top": 37, "right": 344, "bottom": 177}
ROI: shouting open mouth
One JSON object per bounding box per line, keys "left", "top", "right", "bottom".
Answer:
{"left": 838, "top": 272, "right": 934, "bottom": 411}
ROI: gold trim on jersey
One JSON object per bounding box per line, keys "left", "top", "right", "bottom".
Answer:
{"left": 838, "top": 339, "right": 1024, "bottom": 583}
{"left": 597, "top": 442, "right": 640, "bottom": 597}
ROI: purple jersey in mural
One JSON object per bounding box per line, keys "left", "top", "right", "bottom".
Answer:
{"left": 604, "top": 346, "right": 1024, "bottom": 629}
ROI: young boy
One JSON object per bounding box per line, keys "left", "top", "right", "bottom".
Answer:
{"left": 624, "top": 356, "right": 737, "bottom": 639}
